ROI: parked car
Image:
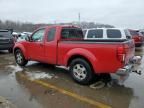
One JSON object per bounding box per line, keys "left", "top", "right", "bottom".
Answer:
{"left": 129, "top": 29, "right": 144, "bottom": 47}
{"left": 17, "top": 33, "right": 30, "bottom": 42}
{"left": 141, "top": 32, "right": 144, "bottom": 36}
{"left": 14, "top": 25, "right": 140, "bottom": 85}
{"left": 12, "top": 32, "right": 19, "bottom": 43}
{"left": 139, "top": 30, "right": 144, "bottom": 36}
{"left": 0, "top": 29, "right": 14, "bottom": 53}
{"left": 83, "top": 28, "right": 132, "bottom": 40}
{"left": 22, "top": 32, "right": 32, "bottom": 36}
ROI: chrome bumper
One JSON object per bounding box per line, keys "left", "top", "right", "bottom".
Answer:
{"left": 116, "top": 65, "right": 134, "bottom": 75}
{"left": 110, "top": 56, "right": 142, "bottom": 85}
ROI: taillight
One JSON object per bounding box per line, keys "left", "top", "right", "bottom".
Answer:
{"left": 139, "top": 36, "right": 142, "bottom": 40}
{"left": 134, "top": 36, "right": 142, "bottom": 41}
{"left": 117, "top": 46, "right": 126, "bottom": 63}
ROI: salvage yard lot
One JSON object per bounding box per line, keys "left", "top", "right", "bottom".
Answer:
{"left": 0, "top": 47, "right": 144, "bottom": 108}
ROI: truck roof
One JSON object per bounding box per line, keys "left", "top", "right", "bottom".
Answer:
{"left": 83, "top": 28, "right": 132, "bottom": 40}
{"left": 38, "top": 25, "right": 80, "bottom": 29}
{"left": 83, "top": 28, "right": 128, "bottom": 31}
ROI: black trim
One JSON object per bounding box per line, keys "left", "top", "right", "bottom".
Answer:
{"left": 59, "top": 39, "right": 130, "bottom": 44}
{"left": 83, "top": 39, "right": 127, "bottom": 42}
{"left": 61, "top": 39, "right": 127, "bottom": 42}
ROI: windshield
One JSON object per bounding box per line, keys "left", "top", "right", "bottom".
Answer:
{"left": 129, "top": 30, "right": 139, "bottom": 36}
{"left": 20, "top": 34, "right": 28, "bottom": 39}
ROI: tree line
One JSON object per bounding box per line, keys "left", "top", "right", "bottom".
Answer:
{"left": 0, "top": 20, "right": 35, "bottom": 32}
{"left": 0, "top": 20, "right": 115, "bottom": 32}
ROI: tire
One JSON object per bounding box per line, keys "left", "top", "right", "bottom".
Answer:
{"left": 69, "top": 58, "right": 94, "bottom": 85}
{"left": 8, "top": 48, "right": 13, "bottom": 53}
{"left": 14, "top": 49, "right": 28, "bottom": 66}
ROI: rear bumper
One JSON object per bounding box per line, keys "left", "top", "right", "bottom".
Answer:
{"left": 116, "top": 65, "right": 134, "bottom": 75}
{"left": 0, "top": 43, "right": 14, "bottom": 50}
{"left": 110, "top": 56, "right": 142, "bottom": 85}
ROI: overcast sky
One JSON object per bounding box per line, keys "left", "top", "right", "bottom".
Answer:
{"left": 0, "top": 0, "right": 144, "bottom": 29}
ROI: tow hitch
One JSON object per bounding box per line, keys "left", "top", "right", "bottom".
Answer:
{"left": 132, "top": 70, "right": 142, "bottom": 75}
{"left": 110, "top": 55, "right": 142, "bottom": 85}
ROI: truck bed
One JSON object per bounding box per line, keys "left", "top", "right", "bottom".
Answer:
{"left": 58, "top": 39, "right": 135, "bottom": 74}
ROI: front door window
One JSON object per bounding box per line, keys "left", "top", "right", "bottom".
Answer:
{"left": 31, "top": 29, "right": 45, "bottom": 42}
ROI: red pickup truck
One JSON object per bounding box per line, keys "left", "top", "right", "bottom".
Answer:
{"left": 14, "top": 25, "right": 140, "bottom": 85}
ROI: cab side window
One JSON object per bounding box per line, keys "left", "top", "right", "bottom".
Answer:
{"left": 47, "top": 27, "right": 56, "bottom": 41}
{"left": 61, "top": 28, "right": 83, "bottom": 39}
{"left": 31, "top": 29, "right": 45, "bottom": 42}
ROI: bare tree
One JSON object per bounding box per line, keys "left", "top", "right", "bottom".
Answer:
{"left": 0, "top": 20, "right": 115, "bottom": 32}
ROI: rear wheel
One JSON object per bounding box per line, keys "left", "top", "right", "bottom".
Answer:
{"left": 14, "top": 49, "right": 28, "bottom": 66}
{"left": 69, "top": 58, "right": 94, "bottom": 85}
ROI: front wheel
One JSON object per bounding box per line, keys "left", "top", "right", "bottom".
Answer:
{"left": 69, "top": 58, "right": 94, "bottom": 85}
{"left": 14, "top": 49, "right": 28, "bottom": 66}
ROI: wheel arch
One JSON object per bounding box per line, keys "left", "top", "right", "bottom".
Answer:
{"left": 65, "top": 48, "right": 98, "bottom": 74}
{"left": 67, "top": 55, "right": 93, "bottom": 70}
{"left": 14, "top": 45, "right": 28, "bottom": 60}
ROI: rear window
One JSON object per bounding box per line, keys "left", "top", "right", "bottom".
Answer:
{"left": 0, "top": 31, "right": 11, "bottom": 37}
{"left": 124, "top": 29, "right": 132, "bottom": 39}
{"left": 107, "top": 29, "right": 122, "bottom": 38}
{"left": 61, "top": 28, "right": 83, "bottom": 39}
{"left": 129, "top": 30, "right": 139, "bottom": 36}
{"left": 87, "top": 29, "right": 103, "bottom": 38}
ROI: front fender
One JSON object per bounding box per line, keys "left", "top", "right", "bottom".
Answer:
{"left": 64, "top": 48, "right": 98, "bottom": 73}
{"left": 14, "top": 43, "right": 28, "bottom": 59}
